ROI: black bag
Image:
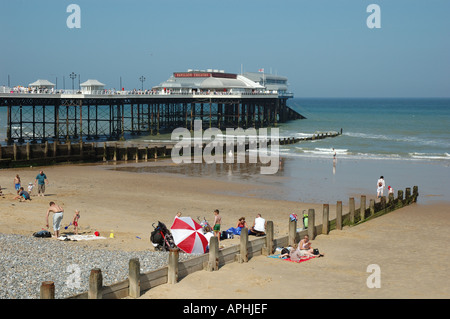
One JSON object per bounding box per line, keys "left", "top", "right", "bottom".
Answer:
{"left": 220, "top": 230, "right": 234, "bottom": 240}
{"left": 313, "top": 248, "right": 320, "bottom": 255}
{"left": 33, "top": 230, "right": 52, "bottom": 238}
{"left": 281, "top": 247, "right": 290, "bottom": 255}
{"left": 150, "top": 228, "right": 163, "bottom": 245}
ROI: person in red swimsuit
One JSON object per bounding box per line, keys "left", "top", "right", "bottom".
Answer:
{"left": 72, "top": 209, "right": 81, "bottom": 235}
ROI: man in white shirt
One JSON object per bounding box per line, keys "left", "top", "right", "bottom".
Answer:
{"left": 377, "top": 176, "right": 385, "bottom": 198}
{"left": 250, "top": 213, "right": 266, "bottom": 236}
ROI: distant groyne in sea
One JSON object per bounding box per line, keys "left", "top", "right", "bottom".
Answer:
{"left": 0, "top": 131, "right": 340, "bottom": 168}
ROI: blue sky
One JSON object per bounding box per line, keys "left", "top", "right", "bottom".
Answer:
{"left": 0, "top": 0, "right": 449, "bottom": 97}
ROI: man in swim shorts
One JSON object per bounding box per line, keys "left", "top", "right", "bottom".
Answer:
{"left": 213, "top": 209, "right": 221, "bottom": 244}
{"left": 45, "top": 201, "right": 64, "bottom": 238}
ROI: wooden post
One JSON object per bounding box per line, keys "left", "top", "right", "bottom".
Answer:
{"left": 413, "top": 186, "right": 419, "bottom": 202}
{"left": 88, "top": 268, "right": 103, "bottom": 299}
{"left": 397, "top": 190, "right": 404, "bottom": 207}
{"left": 113, "top": 143, "right": 117, "bottom": 162}
{"left": 263, "top": 221, "right": 274, "bottom": 256}
{"left": 322, "top": 204, "right": 329, "bottom": 235}
{"left": 103, "top": 142, "right": 107, "bottom": 161}
{"left": 168, "top": 248, "right": 179, "bottom": 284}
{"left": 13, "top": 143, "right": 17, "bottom": 161}
{"left": 307, "top": 209, "right": 316, "bottom": 240}
{"left": 154, "top": 146, "right": 158, "bottom": 159}
{"left": 44, "top": 141, "right": 48, "bottom": 158}
{"left": 79, "top": 141, "right": 84, "bottom": 159}
{"left": 288, "top": 217, "right": 297, "bottom": 245}
{"left": 336, "top": 201, "right": 343, "bottom": 230}
{"left": 388, "top": 193, "right": 394, "bottom": 205}
{"left": 67, "top": 141, "right": 71, "bottom": 156}
{"left": 129, "top": 258, "right": 141, "bottom": 298}
{"left": 53, "top": 140, "right": 58, "bottom": 158}
{"left": 40, "top": 281, "right": 55, "bottom": 299}
{"left": 349, "top": 197, "right": 355, "bottom": 224}
{"left": 381, "top": 196, "right": 387, "bottom": 213}
{"left": 405, "top": 187, "right": 411, "bottom": 203}
{"left": 238, "top": 227, "right": 248, "bottom": 263}
{"left": 360, "top": 195, "right": 366, "bottom": 222}
{"left": 26, "top": 142, "right": 30, "bottom": 160}
{"left": 207, "top": 236, "right": 219, "bottom": 271}
{"left": 369, "top": 199, "right": 375, "bottom": 216}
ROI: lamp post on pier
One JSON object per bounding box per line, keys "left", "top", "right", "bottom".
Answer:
{"left": 69, "top": 72, "right": 77, "bottom": 91}
{"left": 139, "top": 76, "right": 146, "bottom": 91}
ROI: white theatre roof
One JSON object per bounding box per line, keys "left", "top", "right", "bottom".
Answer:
{"left": 29, "top": 79, "right": 55, "bottom": 87}
{"left": 80, "top": 79, "right": 105, "bottom": 87}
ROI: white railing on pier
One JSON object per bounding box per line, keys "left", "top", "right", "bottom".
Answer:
{"left": 0, "top": 88, "right": 282, "bottom": 97}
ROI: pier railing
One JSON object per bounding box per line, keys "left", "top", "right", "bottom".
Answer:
{"left": 1, "top": 87, "right": 283, "bottom": 97}
{"left": 37, "top": 185, "right": 419, "bottom": 299}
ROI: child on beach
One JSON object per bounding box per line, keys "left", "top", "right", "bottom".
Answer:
{"left": 27, "top": 183, "right": 34, "bottom": 196}
{"left": 388, "top": 186, "right": 394, "bottom": 195}
{"left": 14, "top": 187, "right": 31, "bottom": 202}
{"left": 72, "top": 210, "right": 80, "bottom": 235}
{"left": 213, "top": 209, "right": 221, "bottom": 243}
{"left": 14, "top": 175, "right": 21, "bottom": 194}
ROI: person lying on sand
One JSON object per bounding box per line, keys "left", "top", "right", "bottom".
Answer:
{"left": 298, "top": 235, "right": 324, "bottom": 257}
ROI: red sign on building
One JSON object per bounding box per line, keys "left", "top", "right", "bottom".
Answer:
{"left": 174, "top": 72, "right": 211, "bottom": 78}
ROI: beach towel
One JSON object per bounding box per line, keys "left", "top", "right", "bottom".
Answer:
{"left": 226, "top": 226, "right": 242, "bottom": 235}
{"left": 268, "top": 254, "right": 316, "bottom": 263}
{"left": 57, "top": 234, "right": 106, "bottom": 241}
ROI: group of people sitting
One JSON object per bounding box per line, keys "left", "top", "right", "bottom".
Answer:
{"left": 226, "top": 213, "right": 267, "bottom": 237}
{"left": 229, "top": 214, "right": 324, "bottom": 260}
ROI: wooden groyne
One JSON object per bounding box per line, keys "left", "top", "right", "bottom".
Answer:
{"left": 0, "top": 131, "right": 341, "bottom": 168}
{"left": 36, "top": 185, "right": 418, "bottom": 299}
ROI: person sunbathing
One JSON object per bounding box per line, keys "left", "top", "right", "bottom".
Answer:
{"left": 298, "top": 235, "right": 324, "bottom": 257}
{"left": 278, "top": 244, "right": 305, "bottom": 262}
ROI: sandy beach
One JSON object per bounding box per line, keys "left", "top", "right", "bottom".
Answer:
{"left": 0, "top": 159, "right": 449, "bottom": 299}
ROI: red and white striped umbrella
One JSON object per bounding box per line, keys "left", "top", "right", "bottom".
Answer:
{"left": 170, "top": 216, "right": 209, "bottom": 254}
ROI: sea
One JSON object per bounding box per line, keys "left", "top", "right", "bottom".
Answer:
{"left": 128, "top": 97, "right": 450, "bottom": 205}
{"left": 1, "top": 97, "right": 449, "bottom": 204}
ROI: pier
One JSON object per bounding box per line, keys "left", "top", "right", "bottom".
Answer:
{"left": 0, "top": 91, "right": 304, "bottom": 144}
